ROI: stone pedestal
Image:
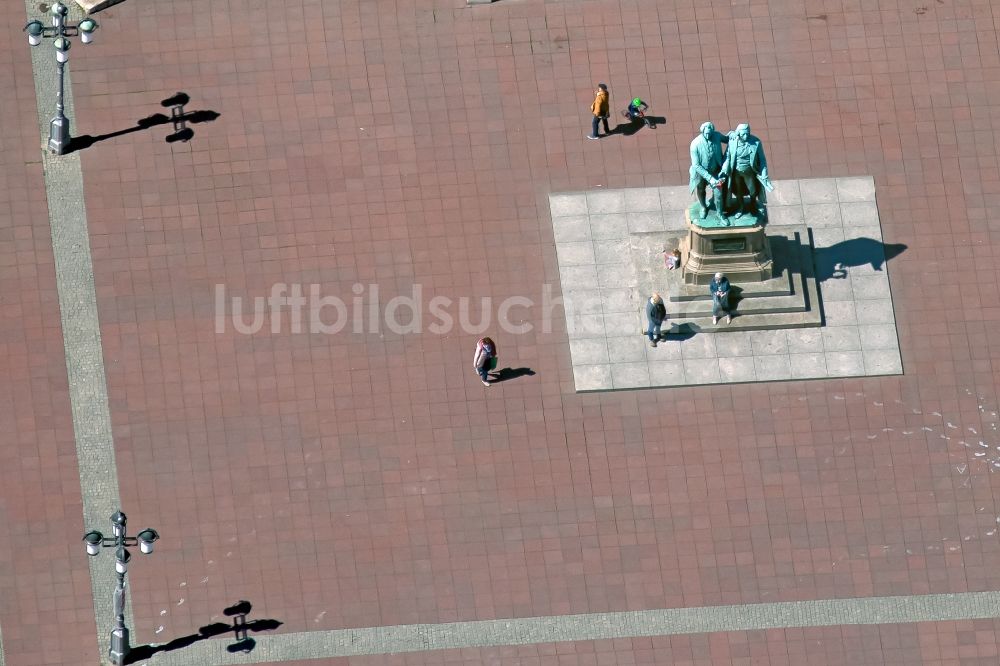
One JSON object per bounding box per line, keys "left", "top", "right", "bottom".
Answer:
{"left": 679, "top": 204, "right": 773, "bottom": 285}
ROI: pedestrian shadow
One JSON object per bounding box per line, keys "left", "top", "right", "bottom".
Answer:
{"left": 611, "top": 116, "right": 667, "bottom": 136}
{"left": 489, "top": 367, "right": 535, "bottom": 383}
{"left": 124, "top": 600, "right": 281, "bottom": 664}
{"left": 813, "top": 238, "right": 907, "bottom": 281}
{"left": 66, "top": 92, "right": 220, "bottom": 153}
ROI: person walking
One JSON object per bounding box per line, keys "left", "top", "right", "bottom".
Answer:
{"left": 588, "top": 83, "right": 610, "bottom": 140}
{"left": 645, "top": 293, "right": 667, "bottom": 347}
{"left": 473, "top": 336, "right": 497, "bottom": 386}
{"left": 709, "top": 272, "right": 732, "bottom": 324}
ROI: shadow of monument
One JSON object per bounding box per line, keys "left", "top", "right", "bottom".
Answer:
{"left": 813, "top": 238, "right": 907, "bottom": 282}
{"left": 124, "top": 600, "right": 281, "bottom": 663}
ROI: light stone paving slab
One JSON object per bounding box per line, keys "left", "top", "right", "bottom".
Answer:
{"left": 597, "top": 264, "right": 636, "bottom": 289}
{"left": 713, "top": 331, "right": 753, "bottom": 357}
{"left": 600, "top": 289, "right": 633, "bottom": 314}
{"left": 841, "top": 201, "right": 880, "bottom": 226}
{"left": 859, "top": 324, "right": 900, "bottom": 350}
{"left": 822, "top": 327, "right": 862, "bottom": 352}
{"left": 823, "top": 300, "right": 858, "bottom": 327}
{"left": 574, "top": 365, "right": 613, "bottom": 391}
{"left": 658, "top": 186, "right": 692, "bottom": 210}
{"left": 749, "top": 330, "right": 789, "bottom": 356}
{"left": 627, "top": 211, "right": 666, "bottom": 233}
{"left": 549, "top": 193, "right": 589, "bottom": 217}
{"left": 803, "top": 203, "right": 842, "bottom": 227}
{"left": 826, "top": 351, "right": 866, "bottom": 377}
{"left": 551, "top": 177, "right": 902, "bottom": 390}
{"left": 684, "top": 358, "right": 722, "bottom": 384}
{"left": 552, "top": 215, "right": 591, "bottom": 243}
{"left": 837, "top": 176, "right": 877, "bottom": 202}
{"left": 608, "top": 336, "right": 649, "bottom": 363}
{"left": 790, "top": 353, "right": 828, "bottom": 378}
{"left": 719, "top": 356, "right": 757, "bottom": 382}
{"left": 800, "top": 178, "right": 839, "bottom": 203}
{"left": 755, "top": 355, "right": 793, "bottom": 381}
{"left": 593, "top": 239, "right": 629, "bottom": 265}
{"left": 679, "top": 334, "right": 718, "bottom": 359}
{"left": 99, "top": 591, "right": 1000, "bottom": 663}
{"left": 768, "top": 205, "right": 805, "bottom": 226}
{"left": 856, "top": 299, "right": 896, "bottom": 324}
{"left": 570, "top": 339, "right": 610, "bottom": 365}
{"left": 590, "top": 213, "right": 628, "bottom": 239}
{"left": 624, "top": 187, "right": 661, "bottom": 212}
{"left": 586, "top": 190, "right": 625, "bottom": 214}
{"left": 556, "top": 241, "right": 596, "bottom": 266}
{"left": 612, "top": 363, "right": 651, "bottom": 389}
{"left": 864, "top": 349, "right": 905, "bottom": 375}
{"left": 787, "top": 328, "right": 823, "bottom": 353}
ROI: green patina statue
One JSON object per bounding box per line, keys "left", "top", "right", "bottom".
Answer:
{"left": 719, "top": 123, "right": 775, "bottom": 220}
{"left": 689, "top": 121, "right": 728, "bottom": 221}
{"left": 689, "top": 122, "right": 775, "bottom": 227}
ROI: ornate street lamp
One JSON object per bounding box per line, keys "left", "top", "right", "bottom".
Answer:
{"left": 84, "top": 510, "right": 160, "bottom": 665}
{"left": 23, "top": 3, "right": 100, "bottom": 154}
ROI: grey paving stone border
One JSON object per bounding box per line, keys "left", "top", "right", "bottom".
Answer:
{"left": 23, "top": 1, "right": 128, "bottom": 663}
{"left": 140, "top": 592, "right": 1000, "bottom": 663}
{"left": 551, "top": 178, "right": 903, "bottom": 391}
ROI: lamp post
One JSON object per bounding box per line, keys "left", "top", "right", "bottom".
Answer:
{"left": 23, "top": 3, "right": 99, "bottom": 154}
{"left": 84, "top": 510, "right": 160, "bottom": 665}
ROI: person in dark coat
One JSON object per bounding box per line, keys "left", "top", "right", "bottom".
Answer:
{"left": 645, "top": 293, "right": 667, "bottom": 347}
{"left": 709, "top": 273, "right": 732, "bottom": 324}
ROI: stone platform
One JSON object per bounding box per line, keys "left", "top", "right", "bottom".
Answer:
{"left": 632, "top": 225, "right": 821, "bottom": 332}
{"left": 550, "top": 177, "right": 902, "bottom": 391}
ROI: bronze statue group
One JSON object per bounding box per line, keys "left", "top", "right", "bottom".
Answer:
{"left": 689, "top": 121, "right": 774, "bottom": 224}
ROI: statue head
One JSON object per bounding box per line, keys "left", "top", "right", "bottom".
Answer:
{"left": 700, "top": 122, "right": 714, "bottom": 138}
{"left": 736, "top": 123, "right": 750, "bottom": 140}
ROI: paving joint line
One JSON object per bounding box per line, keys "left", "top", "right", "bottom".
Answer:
{"left": 23, "top": 1, "right": 129, "bottom": 664}
{"left": 135, "top": 591, "right": 1000, "bottom": 664}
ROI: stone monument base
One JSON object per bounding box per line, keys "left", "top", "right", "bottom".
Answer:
{"left": 679, "top": 204, "right": 773, "bottom": 285}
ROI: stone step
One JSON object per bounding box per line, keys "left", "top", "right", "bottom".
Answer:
{"left": 669, "top": 235, "right": 814, "bottom": 316}
{"left": 661, "top": 306, "right": 823, "bottom": 334}
{"left": 669, "top": 229, "right": 805, "bottom": 302}
{"left": 663, "top": 231, "right": 823, "bottom": 333}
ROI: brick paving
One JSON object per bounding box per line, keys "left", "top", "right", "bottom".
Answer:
{"left": 4, "top": 0, "right": 1000, "bottom": 664}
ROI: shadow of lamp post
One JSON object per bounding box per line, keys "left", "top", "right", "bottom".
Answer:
{"left": 84, "top": 511, "right": 160, "bottom": 666}
{"left": 23, "top": 2, "right": 99, "bottom": 155}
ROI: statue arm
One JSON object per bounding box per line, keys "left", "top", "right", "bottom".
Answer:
{"left": 718, "top": 141, "right": 732, "bottom": 176}
{"left": 754, "top": 142, "right": 774, "bottom": 192}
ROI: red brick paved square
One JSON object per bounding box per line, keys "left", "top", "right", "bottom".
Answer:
{"left": 4, "top": 0, "right": 1000, "bottom": 664}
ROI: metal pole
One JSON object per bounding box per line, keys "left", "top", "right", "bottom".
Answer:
{"left": 49, "top": 56, "right": 69, "bottom": 154}
{"left": 109, "top": 568, "right": 129, "bottom": 664}
{"left": 108, "top": 512, "right": 130, "bottom": 665}
{"left": 47, "top": 7, "right": 70, "bottom": 154}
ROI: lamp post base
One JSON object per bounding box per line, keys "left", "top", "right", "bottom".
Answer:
{"left": 48, "top": 115, "right": 70, "bottom": 155}
{"left": 109, "top": 626, "right": 130, "bottom": 665}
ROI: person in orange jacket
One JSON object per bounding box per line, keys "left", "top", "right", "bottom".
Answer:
{"left": 588, "top": 83, "right": 610, "bottom": 139}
